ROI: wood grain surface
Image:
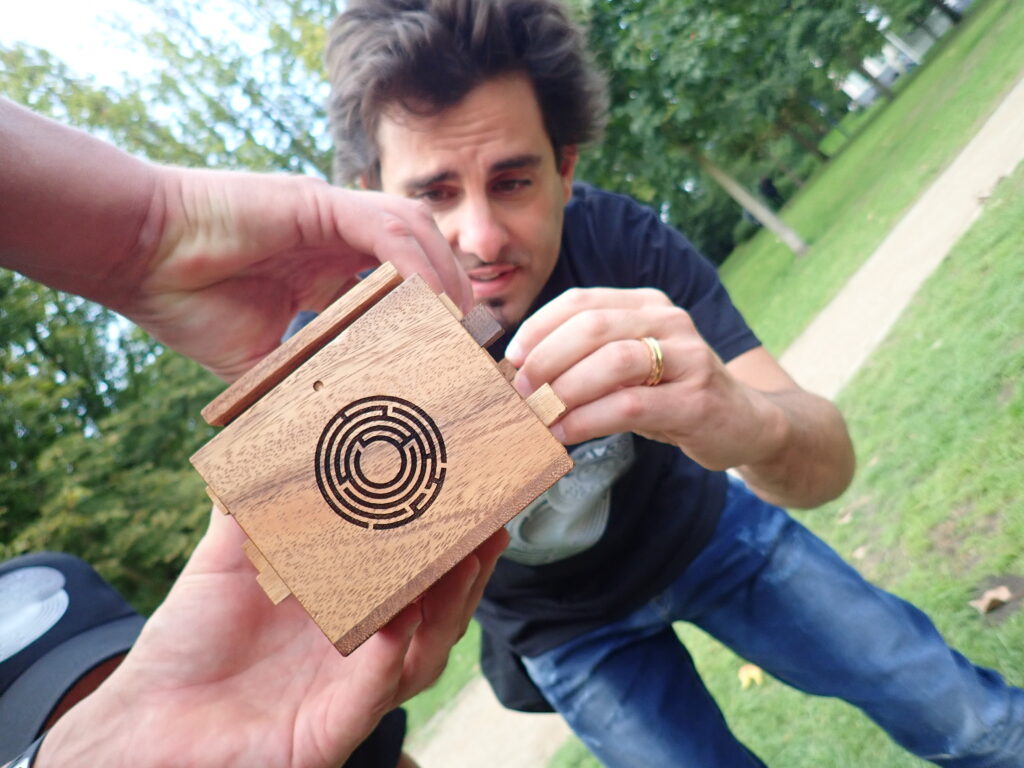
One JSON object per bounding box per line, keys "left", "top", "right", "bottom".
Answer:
{"left": 201, "top": 263, "right": 403, "bottom": 427}
{"left": 191, "top": 275, "right": 572, "bottom": 654}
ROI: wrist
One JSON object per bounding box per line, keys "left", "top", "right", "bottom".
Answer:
{"left": 33, "top": 684, "right": 127, "bottom": 768}
{"left": 744, "top": 388, "right": 791, "bottom": 469}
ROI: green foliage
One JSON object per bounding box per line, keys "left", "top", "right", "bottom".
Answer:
{"left": 123, "top": 0, "right": 337, "bottom": 175}
{"left": 0, "top": 270, "right": 222, "bottom": 611}
{"left": 0, "top": 0, "right": 337, "bottom": 175}
{"left": 572, "top": 0, "right": 895, "bottom": 263}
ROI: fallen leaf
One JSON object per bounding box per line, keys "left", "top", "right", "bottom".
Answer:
{"left": 852, "top": 545, "right": 869, "bottom": 561}
{"left": 738, "top": 664, "right": 764, "bottom": 690}
{"left": 969, "top": 585, "right": 1013, "bottom": 614}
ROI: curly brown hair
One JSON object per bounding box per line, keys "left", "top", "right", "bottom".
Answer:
{"left": 326, "top": 0, "right": 607, "bottom": 186}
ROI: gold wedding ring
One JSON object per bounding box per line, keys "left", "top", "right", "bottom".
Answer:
{"left": 640, "top": 336, "right": 664, "bottom": 387}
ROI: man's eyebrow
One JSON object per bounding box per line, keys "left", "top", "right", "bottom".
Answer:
{"left": 403, "top": 154, "right": 544, "bottom": 193}
{"left": 491, "top": 154, "right": 543, "bottom": 172}
{"left": 404, "top": 169, "right": 457, "bottom": 194}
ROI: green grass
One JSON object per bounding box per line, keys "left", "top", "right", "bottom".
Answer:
{"left": 719, "top": 0, "right": 1024, "bottom": 354}
{"left": 549, "top": 160, "right": 1024, "bottom": 768}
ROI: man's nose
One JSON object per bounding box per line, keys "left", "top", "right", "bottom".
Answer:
{"left": 452, "top": 197, "right": 509, "bottom": 263}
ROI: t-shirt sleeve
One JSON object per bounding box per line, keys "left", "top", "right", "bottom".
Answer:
{"left": 627, "top": 205, "right": 761, "bottom": 363}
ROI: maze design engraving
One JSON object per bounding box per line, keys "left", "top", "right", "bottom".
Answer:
{"left": 314, "top": 396, "right": 447, "bottom": 529}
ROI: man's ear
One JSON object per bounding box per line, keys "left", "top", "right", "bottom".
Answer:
{"left": 558, "top": 145, "right": 578, "bottom": 202}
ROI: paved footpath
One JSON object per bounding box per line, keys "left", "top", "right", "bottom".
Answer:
{"left": 407, "top": 74, "right": 1024, "bottom": 768}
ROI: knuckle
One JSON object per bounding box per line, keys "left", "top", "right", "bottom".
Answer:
{"left": 409, "top": 199, "right": 432, "bottom": 218}
{"left": 577, "top": 309, "right": 609, "bottom": 339}
{"left": 619, "top": 390, "right": 646, "bottom": 420}
{"left": 666, "top": 305, "right": 694, "bottom": 330}
{"left": 563, "top": 287, "right": 592, "bottom": 312}
{"left": 609, "top": 341, "right": 635, "bottom": 376}
{"left": 684, "top": 343, "right": 719, "bottom": 388}
{"left": 639, "top": 287, "right": 671, "bottom": 306}
{"left": 378, "top": 212, "right": 416, "bottom": 241}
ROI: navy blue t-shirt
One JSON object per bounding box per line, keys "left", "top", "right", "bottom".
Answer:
{"left": 476, "top": 183, "right": 761, "bottom": 658}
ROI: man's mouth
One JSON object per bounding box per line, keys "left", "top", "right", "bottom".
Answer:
{"left": 468, "top": 264, "right": 517, "bottom": 282}
{"left": 467, "top": 264, "right": 518, "bottom": 298}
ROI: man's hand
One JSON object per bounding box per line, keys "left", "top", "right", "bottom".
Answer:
{"left": 1, "top": 99, "right": 473, "bottom": 383}
{"left": 121, "top": 170, "right": 473, "bottom": 381}
{"left": 39, "top": 511, "right": 507, "bottom": 768}
{"left": 505, "top": 288, "right": 854, "bottom": 508}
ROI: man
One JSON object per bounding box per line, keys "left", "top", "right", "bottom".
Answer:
{"left": 0, "top": 97, "right": 504, "bottom": 768}
{"left": 324, "top": 1, "right": 1024, "bottom": 765}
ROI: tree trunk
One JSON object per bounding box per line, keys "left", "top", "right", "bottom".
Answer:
{"left": 853, "top": 61, "right": 895, "bottom": 101}
{"left": 926, "top": 0, "right": 962, "bottom": 25}
{"left": 696, "top": 154, "right": 808, "bottom": 257}
{"left": 797, "top": 102, "right": 832, "bottom": 138}
{"left": 775, "top": 160, "right": 806, "bottom": 190}
{"left": 912, "top": 15, "right": 941, "bottom": 43}
{"left": 778, "top": 117, "right": 831, "bottom": 162}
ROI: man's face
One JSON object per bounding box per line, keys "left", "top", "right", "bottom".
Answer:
{"left": 376, "top": 73, "right": 577, "bottom": 328}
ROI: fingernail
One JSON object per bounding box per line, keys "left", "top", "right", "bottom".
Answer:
{"left": 550, "top": 423, "right": 566, "bottom": 443}
{"left": 513, "top": 371, "right": 535, "bottom": 397}
{"left": 505, "top": 337, "right": 523, "bottom": 365}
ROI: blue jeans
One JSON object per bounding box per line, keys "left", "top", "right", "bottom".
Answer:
{"left": 522, "top": 478, "right": 1024, "bottom": 767}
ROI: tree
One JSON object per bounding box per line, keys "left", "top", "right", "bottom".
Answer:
{"left": 572, "top": 0, "right": 902, "bottom": 258}
{"left": 2, "top": 0, "right": 353, "bottom": 609}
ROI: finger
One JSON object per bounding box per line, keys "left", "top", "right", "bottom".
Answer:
{"left": 344, "top": 192, "right": 473, "bottom": 313}
{"left": 398, "top": 528, "right": 507, "bottom": 699}
{"left": 392, "top": 201, "right": 473, "bottom": 313}
{"left": 549, "top": 338, "right": 655, "bottom": 411}
{"left": 395, "top": 555, "right": 481, "bottom": 699}
{"left": 552, "top": 386, "right": 670, "bottom": 446}
{"left": 329, "top": 605, "right": 423, "bottom": 751}
{"left": 515, "top": 305, "right": 676, "bottom": 396}
{"left": 457, "top": 528, "right": 508, "bottom": 629}
{"left": 179, "top": 507, "right": 251, "bottom": 578}
{"left": 506, "top": 287, "right": 669, "bottom": 367}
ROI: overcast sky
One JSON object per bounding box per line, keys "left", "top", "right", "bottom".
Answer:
{"left": 2, "top": 0, "right": 158, "bottom": 86}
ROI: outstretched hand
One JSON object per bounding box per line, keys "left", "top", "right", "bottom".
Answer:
{"left": 1, "top": 100, "right": 472, "bottom": 384}
{"left": 39, "top": 512, "right": 507, "bottom": 768}
{"left": 124, "top": 169, "right": 473, "bottom": 381}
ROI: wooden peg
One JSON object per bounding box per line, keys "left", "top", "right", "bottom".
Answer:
{"left": 242, "top": 539, "right": 292, "bottom": 604}
{"left": 242, "top": 538, "right": 268, "bottom": 570}
{"left": 460, "top": 305, "right": 503, "bottom": 348}
{"left": 525, "top": 383, "right": 566, "bottom": 427}
{"left": 256, "top": 567, "right": 292, "bottom": 605}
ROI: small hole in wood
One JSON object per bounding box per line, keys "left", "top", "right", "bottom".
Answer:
{"left": 313, "top": 380, "right": 324, "bottom": 392}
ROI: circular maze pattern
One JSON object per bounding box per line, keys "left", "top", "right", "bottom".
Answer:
{"left": 314, "top": 396, "right": 447, "bottom": 529}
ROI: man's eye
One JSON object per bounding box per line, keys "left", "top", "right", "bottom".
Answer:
{"left": 414, "top": 188, "right": 454, "bottom": 204}
{"left": 494, "top": 178, "right": 531, "bottom": 194}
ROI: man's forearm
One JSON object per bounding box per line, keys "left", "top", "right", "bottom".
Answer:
{"left": 736, "top": 388, "right": 856, "bottom": 509}
{"left": 0, "top": 98, "right": 159, "bottom": 307}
